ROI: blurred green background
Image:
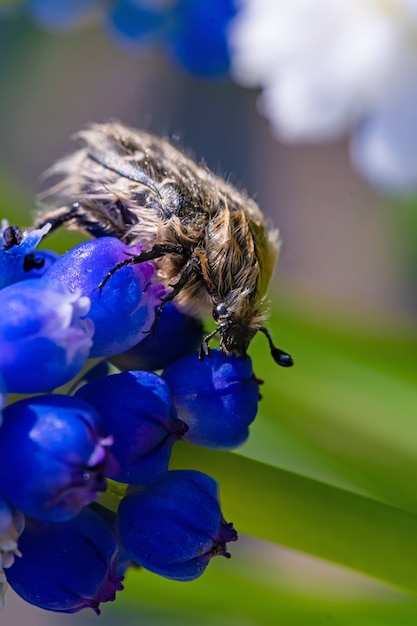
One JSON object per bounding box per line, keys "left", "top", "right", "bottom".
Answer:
{"left": 1, "top": 9, "right": 417, "bottom": 626}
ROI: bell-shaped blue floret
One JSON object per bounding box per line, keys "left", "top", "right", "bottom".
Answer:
{"left": 163, "top": 349, "right": 260, "bottom": 448}
{"left": 110, "top": 302, "right": 203, "bottom": 371}
{"left": 6, "top": 506, "right": 124, "bottom": 614}
{"left": 75, "top": 370, "right": 187, "bottom": 484}
{"left": 43, "top": 237, "right": 164, "bottom": 358}
{"left": 0, "top": 395, "right": 117, "bottom": 521}
{"left": 117, "top": 470, "right": 237, "bottom": 581}
{"left": 0, "top": 278, "right": 93, "bottom": 393}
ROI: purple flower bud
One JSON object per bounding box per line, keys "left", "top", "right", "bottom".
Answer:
{"left": 0, "top": 222, "right": 51, "bottom": 289}
{"left": 43, "top": 237, "right": 164, "bottom": 358}
{"left": 0, "top": 278, "right": 93, "bottom": 393}
{"left": 110, "top": 302, "right": 204, "bottom": 371}
{"left": 0, "top": 395, "right": 116, "bottom": 521}
{"left": 6, "top": 507, "right": 124, "bottom": 614}
{"left": 117, "top": 470, "right": 238, "bottom": 581}
{"left": 0, "top": 499, "right": 24, "bottom": 611}
{"left": 75, "top": 371, "right": 187, "bottom": 484}
{"left": 163, "top": 350, "right": 260, "bottom": 448}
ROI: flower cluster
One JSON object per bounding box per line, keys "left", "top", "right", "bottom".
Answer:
{"left": 0, "top": 221, "right": 261, "bottom": 614}
{"left": 23, "top": 0, "right": 237, "bottom": 77}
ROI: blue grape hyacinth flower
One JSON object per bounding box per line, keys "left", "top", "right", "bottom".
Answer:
{"left": 118, "top": 470, "right": 238, "bottom": 581}
{"left": 0, "top": 278, "right": 93, "bottom": 393}
{"left": 7, "top": 506, "right": 124, "bottom": 614}
{"left": 163, "top": 349, "right": 260, "bottom": 448}
{"left": 0, "top": 395, "right": 116, "bottom": 521}
{"left": 43, "top": 237, "right": 164, "bottom": 358}
{"left": 110, "top": 302, "right": 204, "bottom": 371}
{"left": 75, "top": 370, "right": 188, "bottom": 484}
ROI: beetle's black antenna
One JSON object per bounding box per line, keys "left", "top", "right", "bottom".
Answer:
{"left": 259, "top": 327, "right": 294, "bottom": 367}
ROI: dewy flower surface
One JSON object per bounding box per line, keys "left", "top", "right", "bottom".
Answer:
{"left": 229, "top": 0, "right": 417, "bottom": 192}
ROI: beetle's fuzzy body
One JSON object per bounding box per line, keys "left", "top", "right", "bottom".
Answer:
{"left": 36, "top": 122, "right": 284, "bottom": 359}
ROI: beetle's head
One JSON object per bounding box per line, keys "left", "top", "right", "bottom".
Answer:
{"left": 206, "top": 302, "right": 293, "bottom": 367}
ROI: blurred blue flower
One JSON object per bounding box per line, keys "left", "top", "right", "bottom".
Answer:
{"left": 7, "top": 506, "right": 124, "bottom": 614}
{"left": 107, "top": 0, "right": 169, "bottom": 48}
{"left": 43, "top": 236, "right": 164, "bottom": 358}
{"left": 0, "top": 395, "right": 116, "bottom": 521}
{"left": 21, "top": 0, "right": 237, "bottom": 76}
{"left": 110, "top": 302, "right": 204, "bottom": 371}
{"left": 117, "top": 470, "right": 237, "bottom": 581}
{"left": 108, "top": 0, "right": 236, "bottom": 76}
{"left": 0, "top": 278, "right": 93, "bottom": 393}
{"left": 163, "top": 349, "right": 260, "bottom": 448}
{"left": 168, "top": 0, "right": 237, "bottom": 76}
{"left": 26, "top": 0, "right": 101, "bottom": 31}
{"left": 75, "top": 370, "right": 187, "bottom": 483}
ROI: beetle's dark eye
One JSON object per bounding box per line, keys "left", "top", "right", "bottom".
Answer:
{"left": 212, "top": 303, "right": 228, "bottom": 321}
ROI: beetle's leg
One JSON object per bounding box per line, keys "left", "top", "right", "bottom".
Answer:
{"left": 97, "top": 243, "right": 185, "bottom": 292}
{"left": 144, "top": 255, "right": 201, "bottom": 334}
{"left": 198, "top": 327, "right": 221, "bottom": 360}
{"left": 34, "top": 202, "right": 84, "bottom": 234}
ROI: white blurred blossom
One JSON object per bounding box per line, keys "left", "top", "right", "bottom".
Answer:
{"left": 229, "top": 0, "right": 417, "bottom": 193}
